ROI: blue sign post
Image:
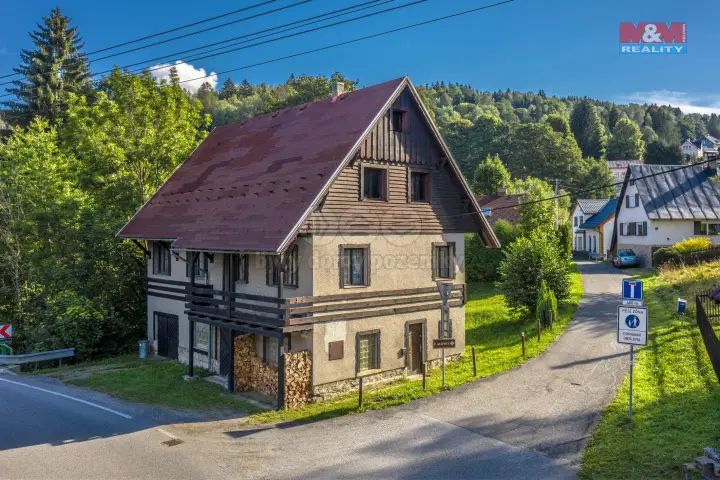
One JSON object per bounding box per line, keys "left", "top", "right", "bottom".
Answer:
{"left": 622, "top": 279, "right": 644, "bottom": 301}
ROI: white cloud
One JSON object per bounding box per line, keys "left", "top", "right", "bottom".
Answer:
{"left": 622, "top": 90, "right": 720, "bottom": 115}
{"left": 150, "top": 60, "right": 217, "bottom": 94}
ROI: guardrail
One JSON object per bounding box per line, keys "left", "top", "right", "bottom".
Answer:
{"left": 0, "top": 348, "right": 75, "bottom": 368}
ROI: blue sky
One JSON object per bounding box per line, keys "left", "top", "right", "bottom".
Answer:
{"left": 1, "top": 0, "right": 717, "bottom": 113}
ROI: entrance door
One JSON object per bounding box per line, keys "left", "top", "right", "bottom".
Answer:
{"left": 407, "top": 323, "right": 424, "bottom": 374}
{"left": 156, "top": 313, "right": 179, "bottom": 360}
{"left": 219, "top": 328, "right": 233, "bottom": 375}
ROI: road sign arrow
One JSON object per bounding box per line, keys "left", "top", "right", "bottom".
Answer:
{"left": 0, "top": 325, "right": 12, "bottom": 339}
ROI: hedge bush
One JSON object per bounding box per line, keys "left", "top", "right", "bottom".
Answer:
{"left": 465, "top": 220, "right": 520, "bottom": 282}
{"left": 498, "top": 229, "right": 571, "bottom": 311}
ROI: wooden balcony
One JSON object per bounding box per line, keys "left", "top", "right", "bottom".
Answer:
{"left": 185, "top": 284, "right": 466, "bottom": 334}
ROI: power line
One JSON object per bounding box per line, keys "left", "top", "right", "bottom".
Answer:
{"left": 1, "top": 0, "right": 422, "bottom": 101}
{"left": 88, "top": 0, "right": 313, "bottom": 64}
{"left": 98, "top": 0, "right": 396, "bottom": 78}
{"left": 2, "top": 0, "right": 514, "bottom": 116}
{"left": 0, "top": 0, "right": 281, "bottom": 80}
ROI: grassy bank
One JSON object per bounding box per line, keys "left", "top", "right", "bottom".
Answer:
{"left": 580, "top": 261, "right": 720, "bottom": 479}
{"left": 249, "top": 265, "right": 583, "bottom": 424}
{"left": 68, "top": 361, "right": 262, "bottom": 413}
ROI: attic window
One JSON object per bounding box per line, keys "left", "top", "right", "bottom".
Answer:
{"left": 391, "top": 109, "right": 406, "bottom": 133}
{"left": 410, "top": 171, "right": 430, "bottom": 203}
{"left": 362, "top": 166, "right": 387, "bottom": 201}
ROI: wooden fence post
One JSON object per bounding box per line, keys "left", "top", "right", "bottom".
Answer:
{"left": 358, "top": 376, "right": 363, "bottom": 408}
{"left": 422, "top": 363, "right": 426, "bottom": 391}
{"left": 472, "top": 346, "right": 477, "bottom": 376}
{"left": 521, "top": 332, "right": 526, "bottom": 357}
{"left": 537, "top": 318, "right": 541, "bottom": 342}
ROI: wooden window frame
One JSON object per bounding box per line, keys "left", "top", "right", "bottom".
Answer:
{"left": 232, "top": 253, "right": 249, "bottom": 284}
{"left": 408, "top": 168, "right": 432, "bottom": 204}
{"left": 266, "top": 244, "right": 299, "bottom": 288}
{"left": 431, "top": 242, "right": 456, "bottom": 281}
{"left": 152, "top": 242, "right": 172, "bottom": 276}
{"left": 186, "top": 251, "right": 208, "bottom": 279}
{"left": 339, "top": 244, "right": 371, "bottom": 288}
{"left": 360, "top": 164, "right": 389, "bottom": 202}
{"left": 391, "top": 109, "right": 407, "bottom": 133}
{"left": 356, "top": 329, "right": 381, "bottom": 374}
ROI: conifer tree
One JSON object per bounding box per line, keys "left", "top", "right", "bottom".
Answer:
{"left": 2, "top": 8, "right": 92, "bottom": 125}
{"left": 570, "top": 99, "right": 607, "bottom": 159}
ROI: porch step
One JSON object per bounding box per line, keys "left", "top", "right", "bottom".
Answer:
{"left": 204, "top": 375, "right": 229, "bottom": 387}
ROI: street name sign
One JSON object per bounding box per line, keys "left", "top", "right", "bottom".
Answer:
{"left": 617, "top": 306, "right": 648, "bottom": 346}
{"left": 433, "top": 338, "right": 456, "bottom": 349}
{"left": 622, "top": 279, "right": 643, "bottom": 302}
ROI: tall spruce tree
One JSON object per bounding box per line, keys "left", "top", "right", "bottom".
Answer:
{"left": 570, "top": 99, "right": 607, "bottom": 159}
{"left": 218, "top": 78, "right": 237, "bottom": 100}
{"left": 607, "top": 105, "right": 621, "bottom": 133}
{"left": 3, "top": 8, "right": 92, "bottom": 125}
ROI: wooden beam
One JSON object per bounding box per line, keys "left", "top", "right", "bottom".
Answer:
{"left": 227, "top": 330, "right": 235, "bottom": 392}
{"left": 288, "top": 292, "right": 462, "bottom": 315}
{"left": 287, "top": 284, "right": 466, "bottom": 305}
{"left": 277, "top": 339, "right": 285, "bottom": 410}
{"left": 188, "top": 252, "right": 198, "bottom": 378}
{"left": 132, "top": 239, "right": 151, "bottom": 258}
{"left": 288, "top": 300, "right": 464, "bottom": 326}
{"left": 188, "top": 314, "right": 283, "bottom": 339}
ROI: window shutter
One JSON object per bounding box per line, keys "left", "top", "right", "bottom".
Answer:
{"left": 265, "top": 256, "right": 271, "bottom": 285}
{"left": 431, "top": 245, "right": 438, "bottom": 281}
{"left": 365, "top": 247, "right": 371, "bottom": 287}
{"left": 625, "top": 195, "right": 630, "bottom": 208}
{"left": 449, "top": 243, "right": 457, "bottom": 279}
{"left": 620, "top": 223, "right": 625, "bottom": 235}
{"left": 381, "top": 169, "right": 388, "bottom": 201}
{"left": 424, "top": 174, "right": 432, "bottom": 203}
{"left": 339, "top": 247, "right": 346, "bottom": 288}
{"left": 186, "top": 252, "right": 191, "bottom": 277}
{"left": 635, "top": 193, "right": 640, "bottom": 207}
{"left": 642, "top": 221, "right": 647, "bottom": 236}
{"left": 359, "top": 166, "right": 365, "bottom": 201}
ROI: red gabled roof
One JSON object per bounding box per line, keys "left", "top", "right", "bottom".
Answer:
{"left": 474, "top": 194, "right": 524, "bottom": 227}
{"left": 118, "top": 77, "right": 406, "bottom": 252}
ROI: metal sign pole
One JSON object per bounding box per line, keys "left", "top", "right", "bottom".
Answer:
{"left": 441, "top": 303, "right": 446, "bottom": 389}
{"left": 628, "top": 344, "right": 634, "bottom": 421}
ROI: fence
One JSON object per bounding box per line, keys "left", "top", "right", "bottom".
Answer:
{"left": 695, "top": 290, "right": 720, "bottom": 383}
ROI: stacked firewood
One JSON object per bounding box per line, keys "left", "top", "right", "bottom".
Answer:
{"left": 250, "top": 355, "right": 278, "bottom": 398}
{"left": 233, "top": 334, "right": 254, "bottom": 391}
{"left": 284, "top": 350, "right": 312, "bottom": 408}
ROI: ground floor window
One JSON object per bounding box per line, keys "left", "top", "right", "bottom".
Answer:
{"left": 695, "top": 221, "right": 720, "bottom": 235}
{"left": 193, "top": 322, "right": 209, "bottom": 353}
{"left": 357, "top": 331, "right": 380, "bottom": 372}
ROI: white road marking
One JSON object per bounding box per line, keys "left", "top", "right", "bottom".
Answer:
{"left": 157, "top": 428, "right": 179, "bottom": 440}
{"left": 0, "top": 377, "right": 133, "bottom": 419}
{"left": 0, "top": 368, "right": 18, "bottom": 376}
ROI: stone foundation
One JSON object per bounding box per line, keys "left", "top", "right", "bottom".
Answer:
{"left": 312, "top": 367, "right": 405, "bottom": 400}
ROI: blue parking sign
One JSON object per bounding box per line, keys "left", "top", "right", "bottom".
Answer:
{"left": 622, "top": 279, "right": 643, "bottom": 301}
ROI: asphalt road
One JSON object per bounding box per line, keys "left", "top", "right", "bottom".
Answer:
{"left": 0, "top": 374, "right": 219, "bottom": 480}
{"left": 0, "top": 261, "right": 629, "bottom": 479}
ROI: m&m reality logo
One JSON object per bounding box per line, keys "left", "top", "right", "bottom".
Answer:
{"left": 619, "top": 22, "right": 687, "bottom": 54}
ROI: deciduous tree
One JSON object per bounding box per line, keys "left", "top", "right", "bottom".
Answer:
{"left": 607, "top": 116, "right": 645, "bottom": 160}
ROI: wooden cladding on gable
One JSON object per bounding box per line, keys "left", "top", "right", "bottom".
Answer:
{"left": 358, "top": 88, "right": 441, "bottom": 165}
{"left": 302, "top": 161, "right": 478, "bottom": 234}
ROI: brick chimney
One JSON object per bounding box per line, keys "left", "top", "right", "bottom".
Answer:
{"left": 332, "top": 81, "right": 345, "bottom": 97}
{"left": 496, "top": 187, "right": 507, "bottom": 196}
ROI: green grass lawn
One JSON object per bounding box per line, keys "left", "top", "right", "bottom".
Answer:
{"left": 67, "top": 361, "right": 263, "bottom": 414}
{"left": 249, "top": 265, "right": 583, "bottom": 424}
{"left": 580, "top": 261, "right": 720, "bottom": 479}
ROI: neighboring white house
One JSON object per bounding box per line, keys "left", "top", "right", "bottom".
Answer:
{"left": 606, "top": 160, "right": 643, "bottom": 195}
{"left": 571, "top": 198, "right": 610, "bottom": 253}
{"left": 681, "top": 140, "right": 702, "bottom": 159}
{"left": 611, "top": 162, "right": 720, "bottom": 266}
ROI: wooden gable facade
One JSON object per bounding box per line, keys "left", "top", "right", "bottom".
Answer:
{"left": 300, "top": 86, "right": 480, "bottom": 235}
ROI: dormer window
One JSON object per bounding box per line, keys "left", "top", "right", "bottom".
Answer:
{"left": 391, "top": 109, "right": 406, "bottom": 133}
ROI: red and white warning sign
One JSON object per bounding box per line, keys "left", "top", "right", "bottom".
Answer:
{"left": 0, "top": 325, "right": 12, "bottom": 340}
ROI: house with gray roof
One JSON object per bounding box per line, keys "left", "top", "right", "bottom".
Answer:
{"left": 610, "top": 162, "right": 720, "bottom": 266}
{"left": 570, "top": 198, "right": 610, "bottom": 253}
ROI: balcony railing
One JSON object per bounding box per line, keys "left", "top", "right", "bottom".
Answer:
{"left": 185, "top": 284, "right": 466, "bottom": 330}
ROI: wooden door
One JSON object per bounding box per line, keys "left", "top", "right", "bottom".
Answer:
{"left": 408, "top": 323, "right": 424, "bottom": 374}
{"left": 219, "top": 328, "right": 233, "bottom": 375}
{"left": 156, "top": 313, "right": 178, "bottom": 360}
